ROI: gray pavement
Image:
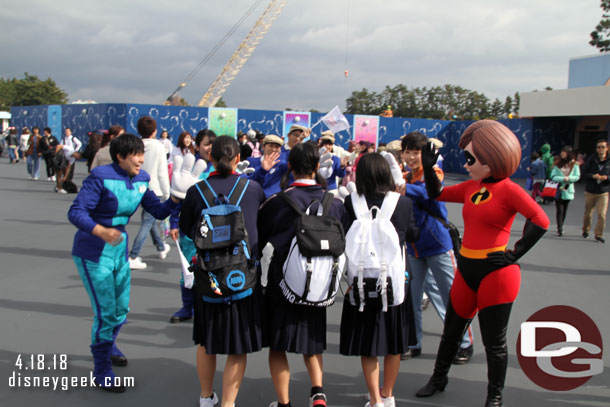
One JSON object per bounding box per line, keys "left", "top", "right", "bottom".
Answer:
{"left": 0, "top": 159, "right": 608, "bottom": 407}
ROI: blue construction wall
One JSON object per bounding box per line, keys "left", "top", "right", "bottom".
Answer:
{"left": 10, "top": 103, "right": 533, "bottom": 177}
{"left": 532, "top": 117, "right": 577, "bottom": 156}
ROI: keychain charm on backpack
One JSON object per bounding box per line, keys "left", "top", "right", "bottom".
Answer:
{"left": 208, "top": 272, "right": 223, "bottom": 296}
{"left": 200, "top": 220, "right": 209, "bottom": 239}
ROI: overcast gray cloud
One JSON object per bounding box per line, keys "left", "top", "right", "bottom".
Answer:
{"left": 0, "top": 0, "right": 603, "bottom": 111}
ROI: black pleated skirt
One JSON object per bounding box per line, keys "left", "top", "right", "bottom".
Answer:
{"left": 339, "top": 285, "right": 416, "bottom": 357}
{"left": 192, "top": 282, "right": 264, "bottom": 355}
{"left": 263, "top": 284, "right": 327, "bottom": 355}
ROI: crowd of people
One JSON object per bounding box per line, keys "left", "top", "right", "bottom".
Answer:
{"left": 2, "top": 118, "right": 608, "bottom": 407}
{"left": 528, "top": 139, "right": 609, "bottom": 241}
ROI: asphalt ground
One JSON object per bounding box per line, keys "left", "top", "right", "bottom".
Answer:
{"left": 0, "top": 158, "right": 608, "bottom": 407}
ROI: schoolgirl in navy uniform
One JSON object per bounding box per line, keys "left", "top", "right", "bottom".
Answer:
{"left": 340, "top": 153, "right": 419, "bottom": 407}
{"left": 258, "top": 141, "right": 348, "bottom": 407}
{"left": 179, "top": 136, "right": 265, "bottom": 407}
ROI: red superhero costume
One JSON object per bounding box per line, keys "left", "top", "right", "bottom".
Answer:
{"left": 416, "top": 120, "right": 550, "bottom": 407}
{"left": 440, "top": 177, "right": 549, "bottom": 317}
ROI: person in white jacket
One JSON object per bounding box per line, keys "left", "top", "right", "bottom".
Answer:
{"left": 128, "top": 116, "right": 171, "bottom": 269}
{"left": 55, "top": 128, "right": 83, "bottom": 193}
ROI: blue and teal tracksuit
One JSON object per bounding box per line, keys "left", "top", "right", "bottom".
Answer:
{"left": 68, "top": 163, "right": 177, "bottom": 345}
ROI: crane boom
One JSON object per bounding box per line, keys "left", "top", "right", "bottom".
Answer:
{"left": 197, "top": 0, "right": 288, "bottom": 107}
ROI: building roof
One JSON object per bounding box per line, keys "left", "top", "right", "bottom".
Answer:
{"left": 520, "top": 86, "right": 610, "bottom": 117}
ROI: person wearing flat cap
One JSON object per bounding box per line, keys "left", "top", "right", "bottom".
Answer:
{"left": 247, "top": 134, "right": 290, "bottom": 197}
{"left": 281, "top": 124, "right": 309, "bottom": 162}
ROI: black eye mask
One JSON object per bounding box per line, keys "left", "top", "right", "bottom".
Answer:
{"left": 464, "top": 150, "right": 477, "bottom": 166}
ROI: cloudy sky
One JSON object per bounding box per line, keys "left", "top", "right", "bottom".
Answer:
{"left": 1, "top": 0, "right": 604, "bottom": 112}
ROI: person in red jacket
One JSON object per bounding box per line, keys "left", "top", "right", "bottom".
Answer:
{"left": 415, "top": 120, "right": 550, "bottom": 407}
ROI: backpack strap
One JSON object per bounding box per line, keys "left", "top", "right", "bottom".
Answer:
{"left": 228, "top": 177, "right": 250, "bottom": 206}
{"left": 326, "top": 259, "right": 340, "bottom": 301}
{"left": 378, "top": 192, "right": 400, "bottom": 220}
{"left": 320, "top": 192, "right": 334, "bottom": 216}
{"left": 194, "top": 180, "right": 217, "bottom": 209}
{"left": 350, "top": 192, "right": 371, "bottom": 220}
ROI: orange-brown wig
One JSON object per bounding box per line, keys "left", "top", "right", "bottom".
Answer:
{"left": 458, "top": 120, "right": 521, "bottom": 179}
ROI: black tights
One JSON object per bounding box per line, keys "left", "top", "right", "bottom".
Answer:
{"left": 555, "top": 198, "right": 570, "bottom": 231}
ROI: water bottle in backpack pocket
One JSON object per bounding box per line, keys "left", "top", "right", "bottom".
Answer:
{"left": 192, "top": 178, "right": 257, "bottom": 303}
{"left": 278, "top": 191, "right": 346, "bottom": 307}
{"left": 345, "top": 191, "right": 406, "bottom": 312}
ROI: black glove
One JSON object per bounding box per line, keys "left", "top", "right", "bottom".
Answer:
{"left": 487, "top": 220, "right": 547, "bottom": 268}
{"left": 486, "top": 250, "right": 518, "bottom": 268}
{"left": 421, "top": 141, "right": 442, "bottom": 198}
{"left": 421, "top": 141, "right": 440, "bottom": 169}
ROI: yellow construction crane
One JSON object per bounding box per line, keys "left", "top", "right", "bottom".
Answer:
{"left": 166, "top": 0, "right": 288, "bottom": 107}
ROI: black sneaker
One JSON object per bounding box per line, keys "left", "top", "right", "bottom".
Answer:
{"left": 453, "top": 345, "right": 473, "bottom": 364}
{"left": 595, "top": 236, "right": 605, "bottom": 244}
{"left": 400, "top": 348, "right": 421, "bottom": 360}
{"left": 583, "top": 232, "right": 589, "bottom": 239}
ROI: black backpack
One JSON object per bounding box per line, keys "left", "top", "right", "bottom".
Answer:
{"left": 277, "top": 191, "right": 346, "bottom": 307}
{"left": 192, "top": 178, "right": 257, "bottom": 303}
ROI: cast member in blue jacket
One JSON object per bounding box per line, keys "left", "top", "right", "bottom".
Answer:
{"left": 400, "top": 132, "right": 473, "bottom": 363}
{"left": 68, "top": 134, "right": 183, "bottom": 392}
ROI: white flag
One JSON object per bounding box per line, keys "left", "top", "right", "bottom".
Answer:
{"left": 321, "top": 106, "right": 350, "bottom": 134}
{"left": 174, "top": 239, "right": 195, "bottom": 289}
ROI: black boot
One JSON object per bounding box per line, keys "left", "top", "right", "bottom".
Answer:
{"left": 478, "top": 303, "right": 513, "bottom": 407}
{"left": 416, "top": 301, "right": 472, "bottom": 397}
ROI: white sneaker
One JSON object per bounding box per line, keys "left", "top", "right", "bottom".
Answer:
{"left": 129, "top": 257, "right": 147, "bottom": 270}
{"left": 47, "top": 177, "right": 53, "bottom": 182}
{"left": 158, "top": 243, "right": 171, "bottom": 260}
{"left": 199, "top": 392, "right": 218, "bottom": 407}
{"left": 58, "top": 189, "right": 68, "bottom": 194}
{"left": 51, "top": 175, "right": 56, "bottom": 181}
{"left": 364, "top": 392, "right": 395, "bottom": 407}
{"left": 364, "top": 402, "right": 384, "bottom": 407}
{"left": 381, "top": 396, "right": 395, "bottom": 407}
{"left": 33, "top": 177, "right": 39, "bottom": 180}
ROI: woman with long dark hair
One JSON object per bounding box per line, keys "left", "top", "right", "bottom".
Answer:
{"left": 178, "top": 136, "right": 265, "bottom": 407}
{"left": 550, "top": 145, "right": 580, "bottom": 236}
{"left": 340, "top": 153, "right": 419, "bottom": 407}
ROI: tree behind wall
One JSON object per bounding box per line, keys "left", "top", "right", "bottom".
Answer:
{"left": 0, "top": 73, "right": 68, "bottom": 110}
{"left": 590, "top": 0, "right": 610, "bottom": 52}
{"left": 345, "top": 83, "right": 519, "bottom": 120}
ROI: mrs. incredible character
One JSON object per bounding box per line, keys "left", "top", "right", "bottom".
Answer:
{"left": 415, "top": 120, "right": 550, "bottom": 407}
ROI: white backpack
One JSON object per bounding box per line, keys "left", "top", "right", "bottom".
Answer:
{"left": 345, "top": 191, "right": 405, "bottom": 312}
